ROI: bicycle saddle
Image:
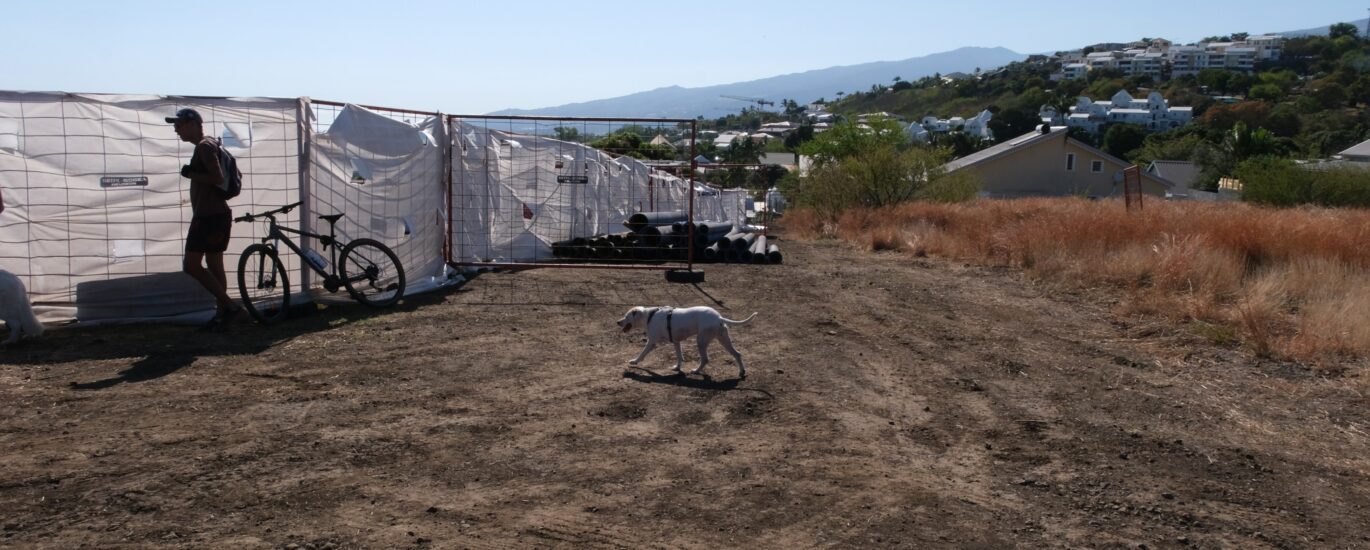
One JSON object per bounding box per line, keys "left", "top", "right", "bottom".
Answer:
{"left": 318, "top": 213, "right": 345, "bottom": 224}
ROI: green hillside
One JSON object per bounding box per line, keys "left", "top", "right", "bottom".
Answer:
{"left": 815, "top": 26, "right": 1370, "bottom": 195}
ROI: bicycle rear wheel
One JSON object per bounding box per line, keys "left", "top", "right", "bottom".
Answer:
{"left": 237, "top": 243, "right": 291, "bottom": 324}
{"left": 339, "top": 238, "right": 406, "bottom": 308}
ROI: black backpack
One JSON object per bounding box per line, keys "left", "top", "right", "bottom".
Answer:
{"left": 214, "top": 142, "right": 243, "bottom": 200}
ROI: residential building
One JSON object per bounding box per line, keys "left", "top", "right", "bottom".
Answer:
{"left": 713, "top": 131, "right": 748, "bottom": 148}
{"left": 857, "top": 112, "right": 902, "bottom": 123}
{"left": 1339, "top": 138, "right": 1370, "bottom": 163}
{"left": 1056, "top": 35, "right": 1283, "bottom": 80}
{"left": 761, "top": 152, "right": 799, "bottom": 171}
{"left": 757, "top": 121, "right": 795, "bottom": 136}
{"left": 1246, "top": 34, "right": 1285, "bottom": 61}
{"left": 1146, "top": 160, "right": 1208, "bottom": 200}
{"left": 942, "top": 126, "right": 1173, "bottom": 199}
{"left": 1040, "top": 90, "right": 1193, "bottom": 136}
{"left": 908, "top": 110, "right": 994, "bottom": 142}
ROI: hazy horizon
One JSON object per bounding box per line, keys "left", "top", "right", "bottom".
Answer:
{"left": 3, "top": 1, "right": 1366, "bottom": 113}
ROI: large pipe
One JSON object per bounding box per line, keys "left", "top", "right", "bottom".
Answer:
{"left": 734, "top": 232, "right": 758, "bottom": 252}
{"left": 694, "top": 222, "right": 735, "bottom": 247}
{"left": 750, "top": 235, "right": 769, "bottom": 263}
{"left": 703, "top": 242, "right": 721, "bottom": 262}
{"left": 719, "top": 229, "right": 748, "bottom": 249}
{"left": 624, "top": 211, "right": 688, "bottom": 232}
{"left": 767, "top": 244, "right": 783, "bottom": 264}
{"left": 631, "top": 225, "right": 663, "bottom": 248}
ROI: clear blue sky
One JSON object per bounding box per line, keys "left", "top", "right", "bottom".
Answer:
{"left": 4, "top": 1, "right": 1366, "bottom": 113}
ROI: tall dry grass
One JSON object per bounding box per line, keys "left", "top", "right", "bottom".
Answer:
{"left": 780, "top": 198, "right": 1370, "bottom": 365}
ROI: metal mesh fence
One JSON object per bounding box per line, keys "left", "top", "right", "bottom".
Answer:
{"left": 0, "top": 93, "right": 302, "bottom": 321}
{"left": 448, "top": 115, "right": 711, "bottom": 271}
{"left": 304, "top": 101, "right": 448, "bottom": 296}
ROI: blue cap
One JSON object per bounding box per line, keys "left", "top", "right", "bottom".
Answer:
{"left": 164, "top": 108, "right": 203, "bottom": 124}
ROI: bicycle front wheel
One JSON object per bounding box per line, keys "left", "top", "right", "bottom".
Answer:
{"left": 339, "top": 238, "right": 406, "bottom": 308}
{"left": 237, "top": 243, "right": 291, "bottom": 324}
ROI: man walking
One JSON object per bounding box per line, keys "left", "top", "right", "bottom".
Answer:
{"left": 168, "top": 108, "right": 242, "bottom": 326}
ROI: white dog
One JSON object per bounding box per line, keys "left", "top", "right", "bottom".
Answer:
{"left": 617, "top": 306, "right": 756, "bottom": 378}
{"left": 0, "top": 270, "right": 43, "bottom": 346}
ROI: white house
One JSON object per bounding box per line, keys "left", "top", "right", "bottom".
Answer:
{"left": 1043, "top": 90, "right": 1193, "bottom": 136}
{"left": 909, "top": 110, "right": 994, "bottom": 142}
{"left": 713, "top": 131, "right": 748, "bottom": 148}
{"left": 757, "top": 121, "right": 795, "bottom": 136}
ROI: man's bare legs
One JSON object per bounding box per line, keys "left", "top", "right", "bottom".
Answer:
{"left": 184, "top": 251, "right": 236, "bottom": 313}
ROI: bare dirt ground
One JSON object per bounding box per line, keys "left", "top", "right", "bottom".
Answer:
{"left": 3, "top": 238, "right": 1370, "bottom": 549}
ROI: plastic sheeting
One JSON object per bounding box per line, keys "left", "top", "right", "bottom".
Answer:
{"left": 0, "top": 92, "right": 303, "bottom": 323}
{"left": 0, "top": 92, "right": 748, "bottom": 324}
{"left": 307, "top": 104, "right": 449, "bottom": 296}
{"left": 449, "top": 119, "right": 746, "bottom": 263}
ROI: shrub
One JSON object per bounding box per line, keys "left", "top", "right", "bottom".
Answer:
{"left": 784, "top": 199, "right": 1370, "bottom": 361}
{"left": 791, "top": 146, "right": 980, "bottom": 228}
{"left": 1238, "top": 157, "right": 1370, "bottom": 207}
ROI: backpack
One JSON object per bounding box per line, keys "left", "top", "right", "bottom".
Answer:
{"left": 214, "top": 142, "right": 243, "bottom": 200}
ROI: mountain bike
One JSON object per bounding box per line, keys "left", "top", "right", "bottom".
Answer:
{"left": 233, "top": 201, "right": 406, "bottom": 325}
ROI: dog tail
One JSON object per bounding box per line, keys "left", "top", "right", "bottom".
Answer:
{"left": 15, "top": 275, "right": 43, "bottom": 338}
{"left": 721, "top": 312, "right": 758, "bottom": 326}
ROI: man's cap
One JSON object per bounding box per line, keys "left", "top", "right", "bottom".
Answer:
{"left": 164, "top": 108, "right": 203, "bottom": 124}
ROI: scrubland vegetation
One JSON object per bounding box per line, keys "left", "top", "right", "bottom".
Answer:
{"left": 783, "top": 199, "right": 1370, "bottom": 366}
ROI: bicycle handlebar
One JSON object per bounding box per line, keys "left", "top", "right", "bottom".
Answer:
{"left": 234, "top": 201, "right": 304, "bottom": 223}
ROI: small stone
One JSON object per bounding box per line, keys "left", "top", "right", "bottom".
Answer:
{"left": 1162, "top": 492, "right": 1175, "bottom": 500}
{"left": 426, "top": 506, "right": 439, "bottom": 514}
{"left": 1177, "top": 536, "right": 1190, "bottom": 545}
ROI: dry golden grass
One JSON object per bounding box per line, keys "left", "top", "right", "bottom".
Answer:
{"left": 780, "top": 198, "right": 1370, "bottom": 363}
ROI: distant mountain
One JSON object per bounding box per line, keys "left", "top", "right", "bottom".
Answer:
{"left": 490, "top": 47, "right": 1027, "bottom": 119}
{"left": 1279, "top": 18, "right": 1369, "bottom": 37}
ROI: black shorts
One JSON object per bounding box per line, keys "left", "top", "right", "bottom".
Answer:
{"left": 186, "top": 212, "right": 233, "bottom": 253}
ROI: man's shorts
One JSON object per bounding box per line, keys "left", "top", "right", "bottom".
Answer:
{"left": 186, "top": 212, "right": 233, "bottom": 253}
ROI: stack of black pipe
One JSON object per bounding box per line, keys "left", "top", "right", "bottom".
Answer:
{"left": 550, "top": 211, "right": 783, "bottom": 264}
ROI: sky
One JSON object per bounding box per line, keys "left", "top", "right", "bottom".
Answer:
{"left": 3, "top": 1, "right": 1367, "bottom": 114}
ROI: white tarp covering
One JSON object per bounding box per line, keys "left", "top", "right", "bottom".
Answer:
{"left": 0, "top": 92, "right": 745, "bottom": 323}
{"left": 307, "top": 104, "right": 449, "bottom": 296}
{"left": 449, "top": 120, "right": 743, "bottom": 263}
{"left": 0, "top": 92, "right": 303, "bottom": 323}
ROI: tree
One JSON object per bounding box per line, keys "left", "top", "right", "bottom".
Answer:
{"left": 589, "top": 131, "right": 673, "bottom": 161}
{"left": 783, "top": 123, "right": 815, "bottom": 151}
{"left": 795, "top": 146, "right": 973, "bottom": 223}
{"left": 720, "top": 136, "right": 763, "bottom": 164}
{"left": 1248, "top": 83, "right": 1284, "bottom": 102}
{"left": 1266, "top": 103, "right": 1302, "bottom": 137}
{"left": 1130, "top": 131, "right": 1205, "bottom": 165}
{"left": 1309, "top": 81, "right": 1349, "bottom": 109}
{"left": 1329, "top": 22, "right": 1360, "bottom": 40}
{"left": 1228, "top": 121, "right": 1281, "bottom": 159}
{"left": 987, "top": 107, "right": 1043, "bottom": 141}
{"left": 797, "top": 118, "right": 908, "bottom": 166}
{"left": 1197, "top": 68, "right": 1235, "bottom": 93}
{"left": 1102, "top": 123, "right": 1148, "bottom": 158}
{"left": 1200, "top": 101, "right": 1271, "bottom": 131}
{"left": 553, "top": 126, "right": 582, "bottom": 142}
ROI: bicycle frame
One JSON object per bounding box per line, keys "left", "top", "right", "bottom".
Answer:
{"left": 251, "top": 213, "right": 366, "bottom": 293}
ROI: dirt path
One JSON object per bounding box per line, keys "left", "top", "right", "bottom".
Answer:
{"left": 3, "top": 239, "right": 1369, "bottom": 548}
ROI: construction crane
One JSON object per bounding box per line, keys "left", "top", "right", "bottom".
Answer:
{"left": 720, "top": 95, "right": 775, "bottom": 108}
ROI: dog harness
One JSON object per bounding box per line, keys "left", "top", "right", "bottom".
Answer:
{"left": 646, "top": 306, "right": 675, "bottom": 343}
